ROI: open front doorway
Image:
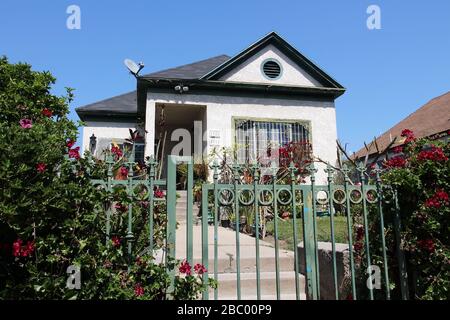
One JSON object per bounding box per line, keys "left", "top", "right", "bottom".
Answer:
{"left": 154, "top": 103, "right": 207, "bottom": 188}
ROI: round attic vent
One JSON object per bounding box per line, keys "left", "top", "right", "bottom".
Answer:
{"left": 262, "top": 59, "right": 282, "bottom": 79}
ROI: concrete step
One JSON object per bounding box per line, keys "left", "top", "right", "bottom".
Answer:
{"left": 176, "top": 226, "right": 296, "bottom": 273}
{"left": 209, "top": 272, "right": 306, "bottom": 300}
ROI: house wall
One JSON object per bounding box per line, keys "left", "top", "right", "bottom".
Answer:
{"left": 81, "top": 120, "right": 137, "bottom": 157}
{"left": 145, "top": 92, "right": 338, "bottom": 184}
{"left": 219, "top": 44, "right": 322, "bottom": 87}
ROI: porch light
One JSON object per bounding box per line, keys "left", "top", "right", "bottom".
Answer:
{"left": 174, "top": 85, "right": 189, "bottom": 93}
{"left": 89, "top": 134, "right": 97, "bottom": 154}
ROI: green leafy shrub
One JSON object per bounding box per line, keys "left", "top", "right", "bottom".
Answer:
{"left": 0, "top": 57, "right": 214, "bottom": 299}
{"left": 353, "top": 129, "right": 449, "bottom": 300}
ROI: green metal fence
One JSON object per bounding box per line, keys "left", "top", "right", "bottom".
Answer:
{"left": 91, "top": 153, "right": 409, "bottom": 300}
{"left": 200, "top": 160, "right": 409, "bottom": 300}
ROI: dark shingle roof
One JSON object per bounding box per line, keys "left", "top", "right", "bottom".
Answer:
{"left": 76, "top": 55, "right": 230, "bottom": 119}
{"left": 76, "top": 91, "right": 138, "bottom": 115}
{"left": 143, "top": 54, "right": 230, "bottom": 79}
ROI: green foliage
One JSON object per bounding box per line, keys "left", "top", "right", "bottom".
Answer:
{"left": 0, "top": 57, "right": 214, "bottom": 300}
{"left": 383, "top": 136, "right": 449, "bottom": 300}
{"left": 355, "top": 133, "right": 449, "bottom": 300}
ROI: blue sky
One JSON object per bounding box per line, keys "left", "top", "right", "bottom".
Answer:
{"left": 1, "top": 0, "right": 449, "bottom": 153}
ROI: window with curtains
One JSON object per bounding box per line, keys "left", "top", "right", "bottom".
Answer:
{"left": 234, "top": 119, "right": 310, "bottom": 164}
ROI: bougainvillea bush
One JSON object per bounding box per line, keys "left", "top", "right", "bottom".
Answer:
{"left": 0, "top": 57, "right": 213, "bottom": 299}
{"left": 381, "top": 130, "right": 449, "bottom": 300}
{"left": 354, "top": 129, "right": 449, "bottom": 300}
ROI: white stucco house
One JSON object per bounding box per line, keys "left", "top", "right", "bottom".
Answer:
{"left": 76, "top": 32, "right": 345, "bottom": 183}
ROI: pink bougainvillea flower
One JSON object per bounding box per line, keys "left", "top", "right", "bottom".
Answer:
{"left": 384, "top": 156, "right": 406, "bottom": 168}
{"left": 194, "top": 263, "right": 207, "bottom": 275}
{"left": 120, "top": 166, "right": 129, "bottom": 177}
{"left": 36, "top": 162, "right": 47, "bottom": 173}
{"left": 111, "top": 236, "right": 121, "bottom": 248}
{"left": 425, "top": 189, "right": 449, "bottom": 209}
{"left": 134, "top": 284, "right": 144, "bottom": 297}
{"left": 417, "top": 146, "right": 448, "bottom": 162}
{"left": 12, "top": 239, "right": 34, "bottom": 257}
{"left": 68, "top": 147, "right": 80, "bottom": 159}
{"left": 21, "top": 241, "right": 35, "bottom": 257}
{"left": 19, "top": 119, "right": 32, "bottom": 129}
{"left": 66, "top": 139, "right": 75, "bottom": 148}
{"left": 12, "top": 239, "right": 23, "bottom": 257}
{"left": 154, "top": 189, "right": 165, "bottom": 198}
{"left": 114, "top": 202, "right": 127, "bottom": 213}
{"left": 41, "top": 108, "right": 53, "bottom": 117}
{"left": 179, "top": 260, "right": 192, "bottom": 275}
{"left": 401, "top": 129, "right": 415, "bottom": 144}
{"left": 111, "top": 146, "right": 123, "bottom": 159}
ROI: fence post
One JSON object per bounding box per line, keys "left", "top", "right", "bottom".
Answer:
{"left": 303, "top": 188, "right": 318, "bottom": 300}
{"left": 393, "top": 189, "right": 410, "bottom": 300}
{"left": 166, "top": 155, "right": 177, "bottom": 295}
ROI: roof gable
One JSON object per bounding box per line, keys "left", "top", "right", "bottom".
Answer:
{"left": 201, "top": 32, "right": 344, "bottom": 89}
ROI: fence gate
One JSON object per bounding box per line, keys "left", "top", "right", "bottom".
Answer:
{"left": 92, "top": 154, "right": 409, "bottom": 300}
{"left": 195, "top": 158, "right": 409, "bottom": 301}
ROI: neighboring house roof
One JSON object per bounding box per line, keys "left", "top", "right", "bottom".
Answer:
{"left": 353, "top": 91, "right": 450, "bottom": 160}
{"left": 76, "top": 55, "right": 231, "bottom": 120}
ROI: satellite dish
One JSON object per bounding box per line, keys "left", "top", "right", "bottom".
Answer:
{"left": 124, "top": 58, "right": 144, "bottom": 76}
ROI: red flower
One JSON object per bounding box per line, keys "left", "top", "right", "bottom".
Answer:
{"left": 111, "top": 146, "right": 123, "bottom": 159}
{"left": 194, "top": 263, "right": 207, "bottom": 275}
{"left": 111, "top": 236, "right": 121, "bottom": 247}
{"left": 36, "top": 162, "right": 47, "bottom": 173}
{"left": 417, "top": 239, "right": 435, "bottom": 252}
{"left": 12, "top": 239, "right": 34, "bottom": 257}
{"left": 21, "top": 241, "right": 35, "bottom": 257}
{"left": 68, "top": 147, "right": 80, "bottom": 159}
{"left": 425, "top": 189, "right": 449, "bottom": 209}
{"left": 417, "top": 146, "right": 448, "bottom": 162}
{"left": 401, "top": 129, "right": 415, "bottom": 143}
{"left": 120, "top": 166, "right": 129, "bottom": 177}
{"left": 19, "top": 119, "right": 32, "bottom": 129}
{"left": 154, "top": 189, "right": 165, "bottom": 198}
{"left": 393, "top": 146, "right": 403, "bottom": 154}
{"left": 41, "top": 108, "right": 53, "bottom": 117}
{"left": 66, "top": 139, "right": 75, "bottom": 148}
{"left": 134, "top": 284, "right": 144, "bottom": 297}
{"left": 114, "top": 202, "right": 127, "bottom": 213}
{"left": 179, "top": 260, "right": 192, "bottom": 275}
{"left": 384, "top": 156, "right": 406, "bottom": 168}
{"left": 354, "top": 242, "right": 363, "bottom": 252}
{"left": 12, "top": 239, "right": 22, "bottom": 257}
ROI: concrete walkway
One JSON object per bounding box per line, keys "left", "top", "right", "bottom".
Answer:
{"left": 174, "top": 190, "right": 306, "bottom": 300}
{"left": 175, "top": 224, "right": 306, "bottom": 300}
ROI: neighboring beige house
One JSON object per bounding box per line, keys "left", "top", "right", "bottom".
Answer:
{"left": 352, "top": 91, "right": 450, "bottom": 164}
{"left": 76, "top": 32, "right": 346, "bottom": 183}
